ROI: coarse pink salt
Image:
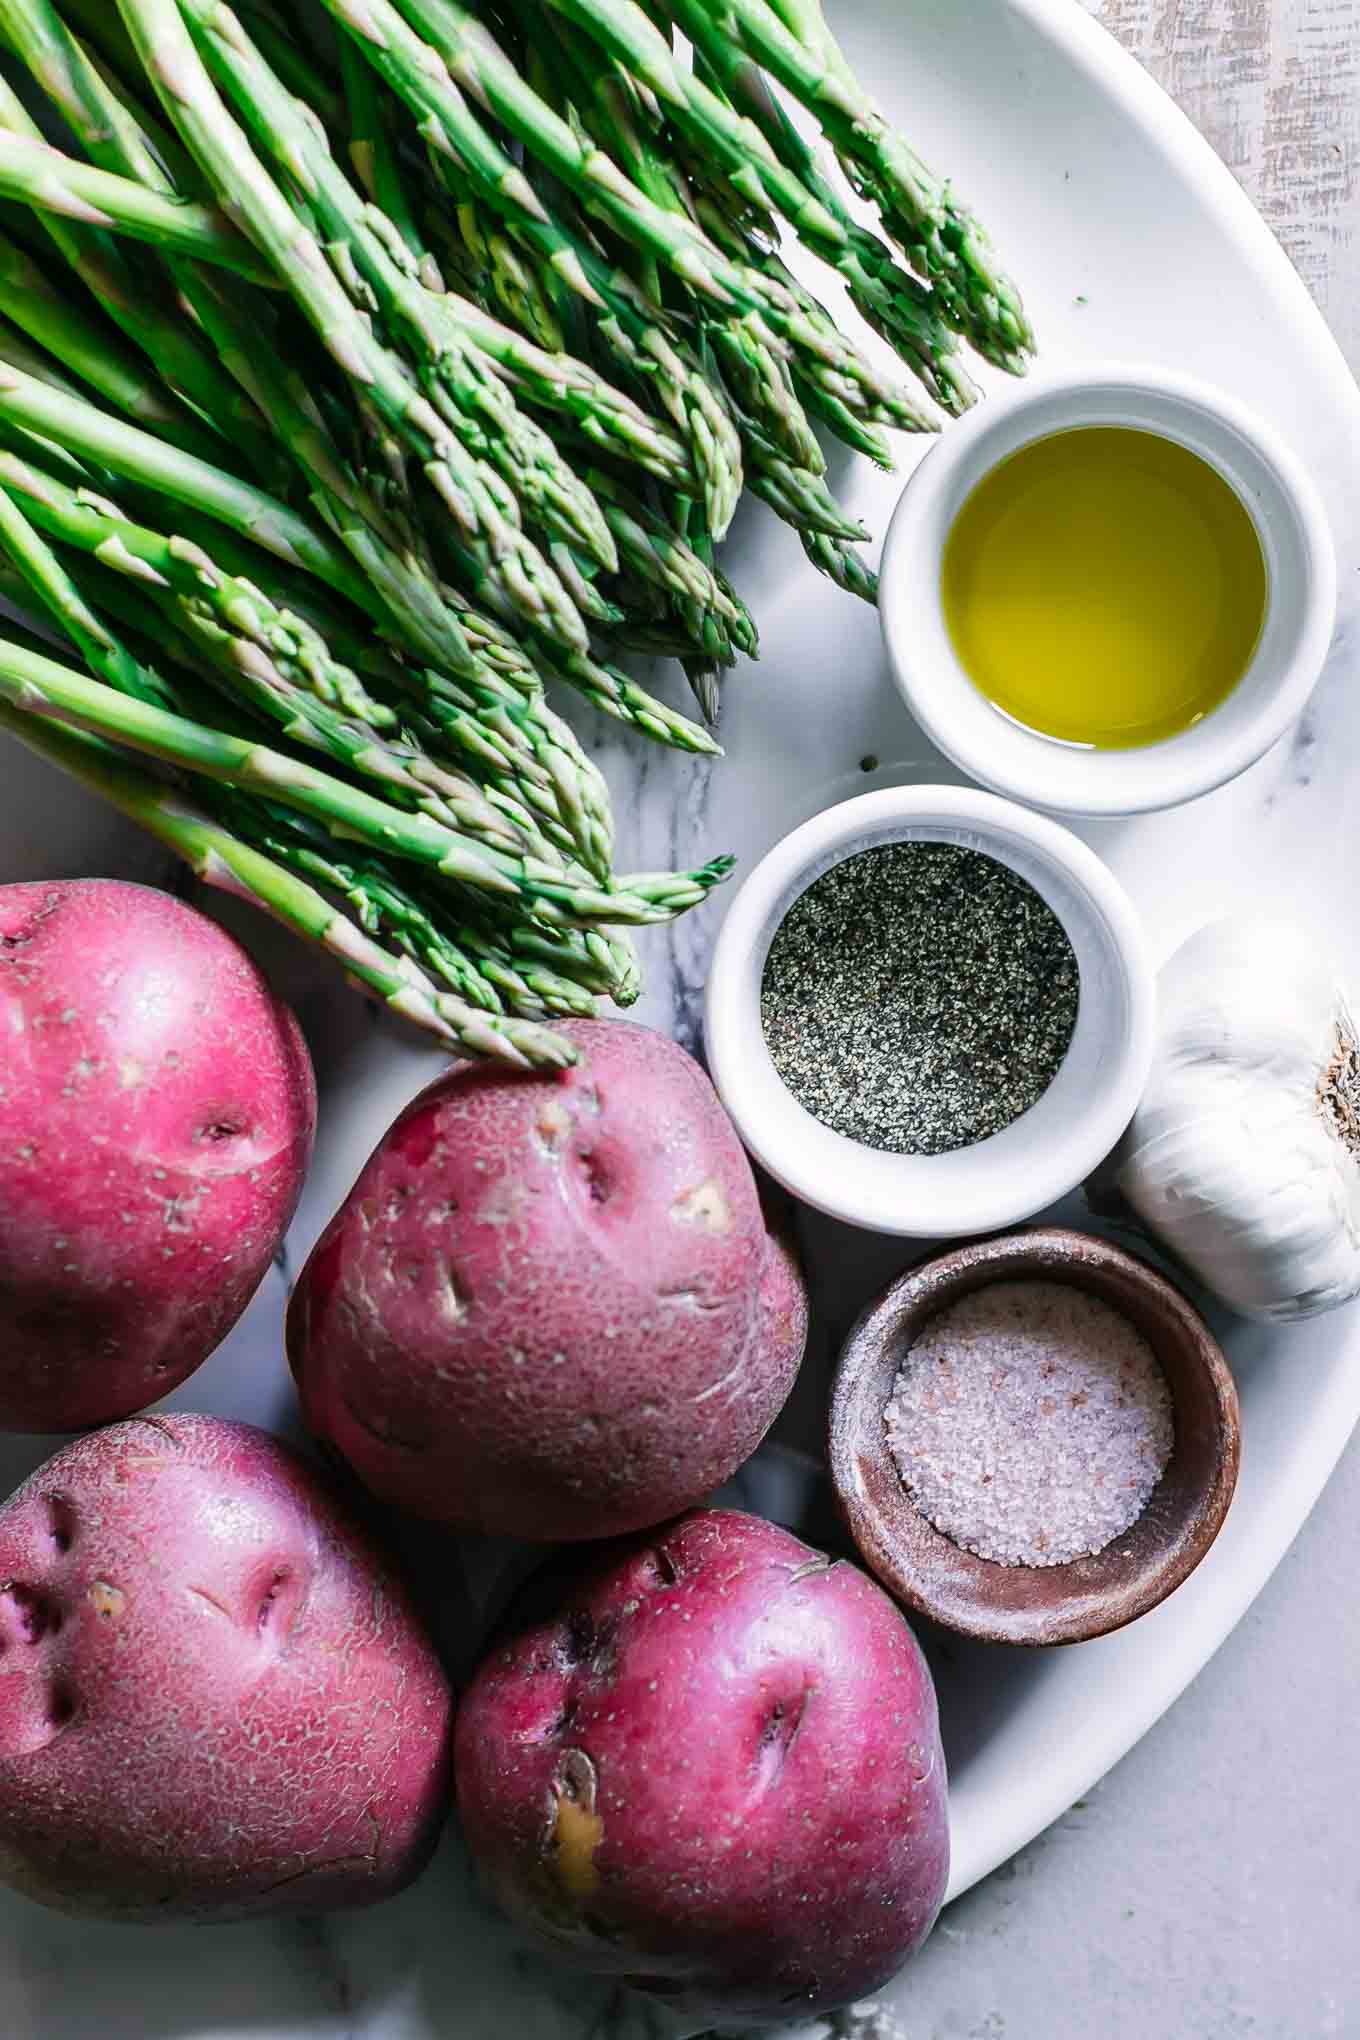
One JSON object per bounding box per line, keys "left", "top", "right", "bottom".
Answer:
{"left": 884, "top": 1279, "right": 1174, "bottom": 1567}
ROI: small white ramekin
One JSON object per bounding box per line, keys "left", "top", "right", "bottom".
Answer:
{"left": 879, "top": 363, "right": 1337, "bottom": 817}
{"left": 703, "top": 786, "right": 1155, "bottom": 1238}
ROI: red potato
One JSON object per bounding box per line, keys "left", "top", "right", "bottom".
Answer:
{"left": 288, "top": 1021, "right": 808, "bottom": 1541}
{"left": 455, "top": 1509, "right": 949, "bottom": 2029}
{"left": 0, "top": 1415, "right": 452, "bottom": 1922}
{"left": 757, "top": 1197, "right": 810, "bottom": 1394}
{"left": 0, "top": 879, "right": 315, "bottom": 1431}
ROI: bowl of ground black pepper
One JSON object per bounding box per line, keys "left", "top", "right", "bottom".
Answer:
{"left": 704, "top": 786, "right": 1155, "bottom": 1237}
{"left": 828, "top": 1229, "right": 1242, "bottom": 1646}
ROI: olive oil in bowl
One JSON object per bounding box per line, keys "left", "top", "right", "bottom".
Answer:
{"left": 941, "top": 426, "right": 1268, "bottom": 748}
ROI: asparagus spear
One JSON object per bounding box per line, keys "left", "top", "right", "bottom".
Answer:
{"left": 0, "top": 401, "right": 636, "bottom": 892}
{"left": 544, "top": 0, "right": 962, "bottom": 407}
{"left": 171, "top": 262, "right": 524, "bottom": 687}
{"left": 0, "top": 0, "right": 758, "bottom": 1036}
{"left": 532, "top": 3, "right": 824, "bottom": 473}
{"left": 84, "top": 553, "right": 606, "bottom": 888}
{"left": 408, "top": 0, "right": 917, "bottom": 418}
{"left": 180, "top": 0, "right": 618, "bottom": 576}
{"left": 428, "top": 142, "right": 743, "bottom": 537}
{"left": 89, "top": 539, "right": 610, "bottom": 878}
{"left": 0, "top": 0, "right": 191, "bottom": 190}
{"left": 241, "top": 800, "right": 605, "bottom": 1021}
{"left": 431, "top": 297, "right": 688, "bottom": 492}
{"left": 800, "top": 528, "right": 879, "bottom": 605}
{"left": 55, "top": 0, "right": 211, "bottom": 153}
{"left": 115, "top": 566, "right": 573, "bottom": 857}
{"left": 62, "top": 444, "right": 717, "bottom": 771}
{"left": 0, "top": 321, "right": 552, "bottom": 732}
{"left": 670, "top": 490, "right": 741, "bottom": 711}
{"left": 275, "top": 15, "right": 739, "bottom": 533}
{"left": 0, "top": 125, "right": 277, "bottom": 279}
{"left": 115, "top": 0, "right": 594, "bottom": 658}
{"left": 515, "top": 32, "right": 876, "bottom": 561}
{"left": 686, "top": 32, "right": 978, "bottom": 416}
{"left": 319, "top": 0, "right": 917, "bottom": 424}
{"left": 0, "top": 317, "right": 90, "bottom": 412}
{"left": 739, "top": 423, "right": 869, "bottom": 543}
{"left": 428, "top": 180, "right": 569, "bottom": 354}
{"left": 0, "top": 447, "right": 389, "bottom": 727}
{"left": 482, "top": 912, "right": 640, "bottom": 1004}
{"left": 0, "top": 509, "right": 533, "bottom": 898}
{"left": 379, "top": 652, "right": 618, "bottom": 881}
{"left": 0, "top": 626, "right": 730, "bottom": 923}
{"left": 229, "top": 0, "right": 347, "bottom": 129}
{"left": 7, "top": 482, "right": 515, "bottom": 868}
{"left": 0, "top": 460, "right": 175, "bottom": 711}
{"left": 0, "top": 467, "right": 566, "bottom": 871}
{"left": 0, "top": 0, "right": 327, "bottom": 520}
{"left": 0, "top": 70, "right": 283, "bottom": 471}
{"left": 545, "top": 0, "right": 849, "bottom": 251}
{"left": 589, "top": 284, "right": 744, "bottom": 542}
{"left": 509, "top": 17, "right": 934, "bottom": 454}
{"left": 0, "top": 346, "right": 372, "bottom": 599}
{"left": 545, "top": 0, "right": 975, "bottom": 415}
{"left": 7, "top": 36, "right": 717, "bottom": 762}
{"left": 712, "top": 314, "right": 826, "bottom": 476}
{"left": 0, "top": 695, "right": 577, "bottom": 1065}
{"left": 586, "top": 469, "right": 756, "bottom": 652}
{"left": 550, "top": 541, "right": 625, "bottom": 629}
{"left": 536, "top": 636, "right": 723, "bottom": 755}
{"left": 422, "top": 501, "right": 708, "bottom": 746}
{"left": 1, "top": 543, "right": 633, "bottom": 1021}
{"left": 471, "top": 40, "right": 887, "bottom": 557}
{"left": 791, "top": 367, "right": 893, "bottom": 467}
{"left": 0, "top": 224, "right": 229, "bottom": 462}
{"left": 336, "top": 28, "right": 427, "bottom": 265}
{"left": 684, "top": 0, "right": 1033, "bottom": 369}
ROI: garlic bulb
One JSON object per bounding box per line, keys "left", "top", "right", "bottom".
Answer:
{"left": 1116, "top": 916, "right": 1360, "bottom": 1322}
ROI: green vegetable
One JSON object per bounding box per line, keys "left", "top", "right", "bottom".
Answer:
{"left": 0, "top": 227, "right": 225, "bottom": 461}
{"left": 182, "top": 0, "right": 619, "bottom": 577}
{"left": 683, "top": 0, "right": 1033, "bottom": 369}
{"left": 0, "top": 629, "right": 731, "bottom": 922}
{"left": 0, "top": 128, "right": 273, "bottom": 277}
{"left": 0, "top": 67, "right": 280, "bottom": 468}
{"left": 0, "top": 0, "right": 1028, "bottom": 1059}
{"left": 118, "top": 0, "right": 593, "bottom": 655}
{"left": 321, "top": 0, "right": 922, "bottom": 422}
{"left": 0, "top": 702, "right": 577, "bottom": 1066}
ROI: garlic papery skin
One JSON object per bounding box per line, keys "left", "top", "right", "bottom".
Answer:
{"left": 1115, "top": 917, "right": 1360, "bottom": 1323}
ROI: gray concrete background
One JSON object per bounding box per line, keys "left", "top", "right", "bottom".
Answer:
{"left": 887, "top": 18, "right": 1360, "bottom": 2034}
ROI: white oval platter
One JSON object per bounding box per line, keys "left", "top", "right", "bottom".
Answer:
{"left": 1, "top": 1, "right": 1359, "bottom": 2034}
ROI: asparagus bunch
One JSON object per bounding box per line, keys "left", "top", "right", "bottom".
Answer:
{"left": 0, "top": 0, "right": 1028, "bottom": 1059}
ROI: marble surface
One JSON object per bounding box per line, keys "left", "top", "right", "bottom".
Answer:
{"left": 2, "top": 2, "right": 1360, "bottom": 2037}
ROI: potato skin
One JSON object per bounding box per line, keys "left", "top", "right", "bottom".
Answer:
{"left": 0, "top": 880, "right": 315, "bottom": 1431}
{"left": 454, "top": 1509, "right": 949, "bottom": 2029}
{"left": 288, "top": 1021, "right": 808, "bottom": 1540}
{"left": 0, "top": 1416, "right": 452, "bottom": 1922}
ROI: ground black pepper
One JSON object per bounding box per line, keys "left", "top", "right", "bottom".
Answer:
{"left": 759, "top": 841, "right": 1080, "bottom": 1154}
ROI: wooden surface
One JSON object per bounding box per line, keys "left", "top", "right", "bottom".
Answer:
{"left": 1092, "top": 0, "right": 1360, "bottom": 362}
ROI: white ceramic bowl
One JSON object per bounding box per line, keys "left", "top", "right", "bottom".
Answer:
{"left": 879, "top": 363, "right": 1337, "bottom": 817}
{"left": 703, "top": 786, "right": 1154, "bottom": 1237}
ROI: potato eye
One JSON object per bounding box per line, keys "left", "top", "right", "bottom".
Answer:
{"left": 198, "top": 1119, "right": 246, "bottom": 1144}
{"left": 257, "top": 1568, "right": 291, "bottom": 1634}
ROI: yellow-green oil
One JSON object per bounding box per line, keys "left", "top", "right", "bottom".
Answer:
{"left": 941, "top": 426, "right": 1268, "bottom": 748}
